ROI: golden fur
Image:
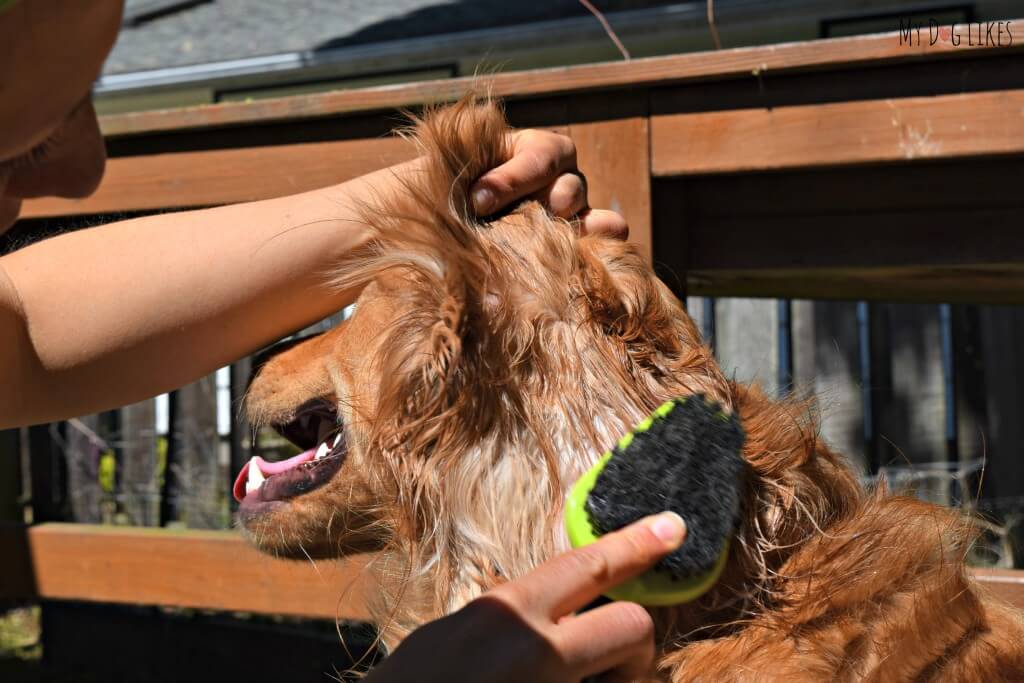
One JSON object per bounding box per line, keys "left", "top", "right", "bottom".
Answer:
{"left": 243, "top": 98, "right": 1024, "bottom": 681}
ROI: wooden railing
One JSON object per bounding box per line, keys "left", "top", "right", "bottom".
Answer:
{"left": 7, "top": 25, "right": 1024, "bottom": 618}
{"left": 19, "top": 26, "right": 1024, "bottom": 303}
{"left": 1, "top": 524, "right": 1022, "bottom": 615}
{"left": 0, "top": 524, "right": 367, "bottom": 620}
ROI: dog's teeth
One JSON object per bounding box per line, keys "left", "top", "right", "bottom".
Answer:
{"left": 331, "top": 433, "right": 341, "bottom": 448}
{"left": 315, "top": 442, "right": 330, "bottom": 460}
{"left": 245, "top": 460, "right": 265, "bottom": 494}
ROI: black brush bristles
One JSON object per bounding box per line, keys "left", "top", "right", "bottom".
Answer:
{"left": 585, "top": 396, "right": 746, "bottom": 580}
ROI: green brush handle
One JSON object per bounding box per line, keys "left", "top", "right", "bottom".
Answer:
{"left": 563, "top": 399, "right": 730, "bottom": 606}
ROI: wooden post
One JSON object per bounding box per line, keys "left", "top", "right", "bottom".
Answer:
{"left": 171, "top": 376, "right": 224, "bottom": 529}
{"left": 875, "top": 305, "right": 948, "bottom": 467}
{"left": 568, "top": 93, "right": 652, "bottom": 264}
{"left": 715, "top": 298, "right": 780, "bottom": 397}
{"left": 121, "top": 400, "right": 160, "bottom": 526}
{"left": 791, "top": 301, "right": 868, "bottom": 473}
{"left": 977, "top": 307, "right": 1024, "bottom": 506}
{"left": 63, "top": 415, "right": 103, "bottom": 523}
{"left": 28, "top": 424, "right": 69, "bottom": 523}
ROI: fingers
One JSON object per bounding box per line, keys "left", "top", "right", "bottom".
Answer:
{"left": 534, "top": 176, "right": 630, "bottom": 241}
{"left": 471, "top": 129, "right": 576, "bottom": 215}
{"left": 537, "top": 172, "right": 587, "bottom": 219}
{"left": 492, "top": 512, "right": 686, "bottom": 619}
{"left": 557, "top": 601, "right": 655, "bottom": 682}
{"left": 539, "top": 178, "right": 630, "bottom": 241}
{"left": 579, "top": 209, "right": 629, "bottom": 240}
{"left": 470, "top": 127, "right": 631, "bottom": 243}
{"left": 458, "top": 514, "right": 684, "bottom": 682}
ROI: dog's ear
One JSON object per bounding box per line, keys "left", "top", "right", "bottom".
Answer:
{"left": 340, "top": 97, "right": 514, "bottom": 458}
{"left": 410, "top": 97, "right": 511, "bottom": 224}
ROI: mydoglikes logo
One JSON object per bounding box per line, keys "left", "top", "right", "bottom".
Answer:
{"left": 899, "top": 19, "right": 1014, "bottom": 47}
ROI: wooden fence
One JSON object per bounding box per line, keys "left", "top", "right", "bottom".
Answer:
{"left": 3, "top": 25, "right": 1024, "bottom": 619}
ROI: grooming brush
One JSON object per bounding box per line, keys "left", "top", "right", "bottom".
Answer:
{"left": 565, "top": 395, "right": 746, "bottom": 606}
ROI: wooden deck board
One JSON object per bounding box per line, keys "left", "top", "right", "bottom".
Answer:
{"left": 0, "top": 523, "right": 369, "bottom": 620}
{"left": 98, "top": 27, "right": 1022, "bottom": 138}
{"left": 2, "top": 524, "right": 1022, "bottom": 616}
{"left": 21, "top": 137, "right": 415, "bottom": 219}
{"left": 651, "top": 89, "right": 1024, "bottom": 175}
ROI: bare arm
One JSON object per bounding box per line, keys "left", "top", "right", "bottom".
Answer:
{"left": 0, "top": 129, "right": 627, "bottom": 428}
{"left": 0, "top": 163, "right": 400, "bottom": 427}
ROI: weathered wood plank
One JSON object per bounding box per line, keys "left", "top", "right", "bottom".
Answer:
{"left": 976, "top": 306, "right": 1024, "bottom": 505}
{"left": 97, "top": 27, "right": 1022, "bottom": 138}
{"left": 714, "top": 299, "right": 779, "bottom": 396}
{"left": 951, "top": 305, "right": 989, "bottom": 470}
{"left": 172, "top": 376, "right": 222, "bottom": 529}
{"left": 63, "top": 416, "right": 104, "bottom": 523}
{"left": 121, "top": 400, "right": 160, "bottom": 526}
{"left": 791, "top": 300, "right": 867, "bottom": 473}
{"left": 650, "top": 52, "right": 1024, "bottom": 118}
{"left": 873, "top": 305, "right": 948, "bottom": 469}
{"left": 21, "top": 137, "right": 415, "bottom": 218}
{"left": 973, "top": 567, "right": 1024, "bottom": 610}
{"left": 0, "top": 523, "right": 370, "bottom": 620}
{"left": 570, "top": 114, "right": 652, "bottom": 262}
{"left": 651, "top": 90, "right": 1024, "bottom": 175}
{"left": 20, "top": 125, "right": 581, "bottom": 220}
{"left": 1, "top": 524, "right": 1020, "bottom": 615}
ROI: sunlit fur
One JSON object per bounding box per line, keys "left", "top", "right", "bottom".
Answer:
{"left": 244, "top": 97, "right": 1024, "bottom": 680}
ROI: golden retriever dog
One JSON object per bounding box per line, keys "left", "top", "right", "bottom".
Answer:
{"left": 235, "top": 98, "right": 1024, "bottom": 681}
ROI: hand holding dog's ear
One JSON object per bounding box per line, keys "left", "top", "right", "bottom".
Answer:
{"left": 471, "top": 128, "right": 630, "bottom": 240}
{"left": 365, "top": 513, "right": 686, "bottom": 683}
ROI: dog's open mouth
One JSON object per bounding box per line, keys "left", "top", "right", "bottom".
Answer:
{"left": 232, "top": 398, "right": 346, "bottom": 510}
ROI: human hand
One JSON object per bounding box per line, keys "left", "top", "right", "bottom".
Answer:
{"left": 470, "top": 129, "right": 629, "bottom": 240}
{"left": 365, "top": 512, "right": 687, "bottom": 683}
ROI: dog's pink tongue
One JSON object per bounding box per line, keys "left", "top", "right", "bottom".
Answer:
{"left": 232, "top": 450, "right": 315, "bottom": 502}
{"left": 256, "top": 451, "right": 316, "bottom": 475}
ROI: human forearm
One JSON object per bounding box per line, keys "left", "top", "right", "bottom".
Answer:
{"left": 0, "top": 161, "right": 413, "bottom": 427}
{"left": 1, "top": 122, "right": 624, "bottom": 429}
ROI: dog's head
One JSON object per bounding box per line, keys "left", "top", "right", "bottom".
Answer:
{"left": 237, "top": 98, "right": 860, "bottom": 643}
